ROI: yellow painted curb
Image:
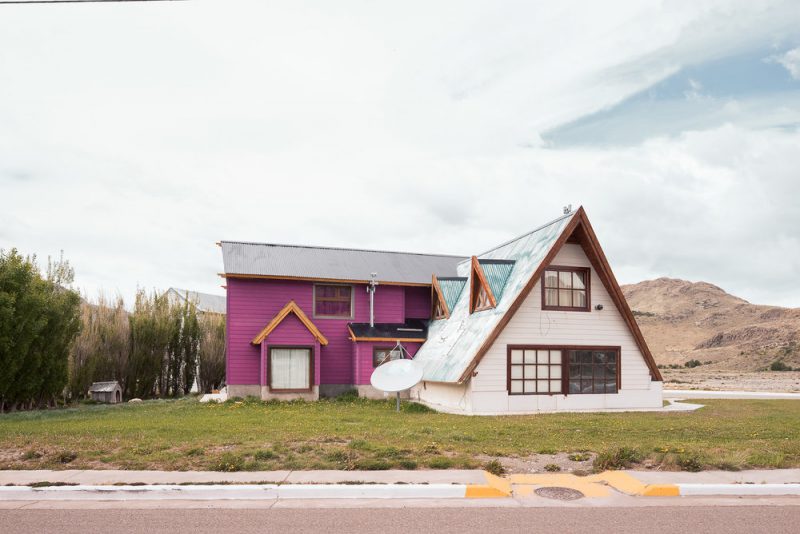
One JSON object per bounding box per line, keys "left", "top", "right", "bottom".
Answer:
{"left": 464, "top": 471, "right": 513, "bottom": 498}
{"left": 586, "top": 471, "right": 648, "bottom": 496}
{"left": 642, "top": 484, "right": 680, "bottom": 497}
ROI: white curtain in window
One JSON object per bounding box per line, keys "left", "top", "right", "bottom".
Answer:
{"left": 270, "top": 348, "right": 311, "bottom": 389}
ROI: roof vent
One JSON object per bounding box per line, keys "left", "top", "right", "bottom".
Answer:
{"left": 563, "top": 204, "right": 573, "bottom": 215}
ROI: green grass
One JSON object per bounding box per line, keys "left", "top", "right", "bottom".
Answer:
{"left": 0, "top": 397, "right": 798, "bottom": 472}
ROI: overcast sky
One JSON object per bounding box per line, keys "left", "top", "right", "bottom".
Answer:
{"left": 1, "top": 0, "right": 799, "bottom": 307}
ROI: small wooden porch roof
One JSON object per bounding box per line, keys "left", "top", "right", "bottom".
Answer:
{"left": 251, "top": 300, "right": 329, "bottom": 346}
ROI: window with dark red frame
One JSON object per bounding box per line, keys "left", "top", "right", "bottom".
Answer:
{"left": 313, "top": 284, "right": 353, "bottom": 318}
{"left": 507, "top": 346, "right": 619, "bottom": 395}
{"left": 542, "top": 267, "right": 590, "bottom": 311}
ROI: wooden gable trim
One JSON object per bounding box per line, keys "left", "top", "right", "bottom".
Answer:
{"left": 251, "top": 300, "right": 329, "bottom": 346}
{"left": 468, "top": 256, "right": 497, "bottom": 313}
{"left": 431, "top": 275, "right": 450, "bottom": 320}
{"left": 456, "top": 207, "right": 662, "bottom": 383}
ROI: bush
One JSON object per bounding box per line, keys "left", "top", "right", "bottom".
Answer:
{"left": 354, "top": 458, "right": 391, "bottom": 470}
{"left": 770, "top": 360, "right": 793, "bottom": 371}
{"left": 398, "top": 459, "right": 418, "bottom": 470}
{"left": 254, "top": 449, "right": 276, "bottom": 461}
{"left": 593, "top": 447, "right": 642, "bottom": 471}
{"left": 544, "top": 463, "right": 561, "bottom": 472}
{"left": 484, "top": 459, "right": 505, "bottom": 476}
{"left": 568, "top": 452, "right": 591, "bottom": 462}
{"left": 677, "top": 454, "right": 703, "bottom": 472}
{"left": 684, "top": 359, "right": 702, "bottom": 368}
{"left": 402, "top": 402, "right": 434, "bottom": 413}
{"left": 57, "top": 451, "right": 77, "bottom": 464}
{"left": 213, "top": 453, "right": 245, "bottom": 472}
{"left": 428, "top": 457, "right": 455, "bottom": 469}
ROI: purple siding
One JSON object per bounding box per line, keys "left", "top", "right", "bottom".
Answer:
{"left": 226, "top": 278, "right": 431, "bottom": 386}
{"left": 263, "top": 314, "right": 321, "bottom": 386}
{"left": 404, "top": 286, "right": 431, "bottom": 319}
{"left": 353, "top": 341, "right": 422, "bottom": 385}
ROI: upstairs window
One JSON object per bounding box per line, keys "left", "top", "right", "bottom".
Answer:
{"left": 313, "top": 284, "right": 353, "bottom": 318}
{"left": 542, "top": 267, "right": 590, "bottom": 311}
{"left": 432, "top": 298, "right": 447, "bottom": 320}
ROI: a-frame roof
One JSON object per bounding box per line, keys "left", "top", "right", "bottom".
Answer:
{"left": 412, "top": 207, "right": 662, "bottom": 383}
{"left": 251, "top": 300, "right": 329, "bottom": 346}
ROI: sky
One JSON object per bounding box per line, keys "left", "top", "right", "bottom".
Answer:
{"left": 1, "top": 0, "right": 799, "bottom": 307}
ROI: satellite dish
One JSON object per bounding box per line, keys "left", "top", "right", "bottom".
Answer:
{"left": 370, "top": 359, "right": 423, "bottom": 393}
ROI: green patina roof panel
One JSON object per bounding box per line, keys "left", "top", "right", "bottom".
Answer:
{"left": 413, "top": 212, "right": 575, "bottom": 383}
{"left": 437, "top": 277, "right": 467, "bottom": 314}
{"left": 478, "top": 260, "right": 515, "bottom": 302}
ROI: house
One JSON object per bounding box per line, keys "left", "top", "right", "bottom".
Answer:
{"left": 89, "top": 381, "right": 122, "bottom": 403}
{"left": 166, "top": 288, "right": 226, "bottom": 315}
{"left": 219, "top": 241, "right": 464, "bottom": 400}
{"left": 219, "top": 206, "right": 663, "bottom": 412}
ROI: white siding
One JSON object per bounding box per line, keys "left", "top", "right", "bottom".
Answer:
{"left": 419, "top": 243, "right": 660, "bottom": 415}
{"left": 411, "top": 381, "right": 472, "bottom": 414}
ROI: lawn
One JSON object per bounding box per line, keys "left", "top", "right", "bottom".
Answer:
{"left": 0, "top": 396, "right": 798, "bottom": 473}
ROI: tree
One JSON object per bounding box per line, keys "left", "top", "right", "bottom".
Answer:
{"left": 198, "top": 313, "right": 226, "bottom": 393}
{"left": 128, "top": 289, "right": 173, "bottom": 399}
{"left": 0, "top": 250, "right": 80, "bottom": 411}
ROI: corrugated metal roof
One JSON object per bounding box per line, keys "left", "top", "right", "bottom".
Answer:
{"left": 220, "top": 241, "right": 465, "bottom": 285}
{"left": 478, "top": 260, "right": 515, "bottom": 302}
{"left": 413, "top": 212, "right": 575, "bottom": 383}
{"left": 89, "top": 381, "right": 120, "bottom": 392}
{"left": 437, "top": 277, "right": 467, "bottom": 314}
{"left": 167, "top": 288, "right": 227, "bottom": 315}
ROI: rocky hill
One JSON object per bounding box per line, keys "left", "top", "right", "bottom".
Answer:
{"left": 621, "top": 278, "right": 800, "bottom": 371}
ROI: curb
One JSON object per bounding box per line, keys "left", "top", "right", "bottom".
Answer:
{"left": 0, "top": 483, "right": 469, "bottom": 501}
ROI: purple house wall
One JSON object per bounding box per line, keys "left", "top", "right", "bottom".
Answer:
{"left": 226, "top": 277, "right": 431, "bottom": 398}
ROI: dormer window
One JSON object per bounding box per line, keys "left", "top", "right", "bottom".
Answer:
{"left": 469, "top": 257, "right": 496, "bottom": 313}
{"left": 542, "top": 266, "right": 590, "bottom": 311}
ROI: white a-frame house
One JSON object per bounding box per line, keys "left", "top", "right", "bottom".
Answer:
{"left": 412, "top": 207, "right": 663, "bottom": 414}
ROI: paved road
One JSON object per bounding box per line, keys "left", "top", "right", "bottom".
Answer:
{"left": 2, "top": 506, "right": 799, "bottom": 534}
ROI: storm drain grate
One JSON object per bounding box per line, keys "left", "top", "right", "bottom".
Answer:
{"left": 534, "top": 486, "right": 585, "bottom": 500}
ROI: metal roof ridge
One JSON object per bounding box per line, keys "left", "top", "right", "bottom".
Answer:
{"left": 476, "top": 210, "right": 576, "bottom": 258}
{"left": 219, "top": 240, "right": 467, "bottom": 259}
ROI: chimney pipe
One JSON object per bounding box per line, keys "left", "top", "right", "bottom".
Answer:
{"left": 368, "top": 273, "right": 378, "bottom": 328}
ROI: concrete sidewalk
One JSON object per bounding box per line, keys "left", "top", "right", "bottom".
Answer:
{"left": 0, "top": 469, "right": 487, "bottom": 486}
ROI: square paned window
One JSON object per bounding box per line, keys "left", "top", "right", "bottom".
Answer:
{"left": 542, "top": 267, "right": 590, "bottom": 311}
{"left": 314, "top": 284, "right": 353, "bottom": 318}
{"left": 373, "top": 347, "right": 401, "bottom": 367}
{"left": 508, "top": 349, "right": 563, "bottom": 395}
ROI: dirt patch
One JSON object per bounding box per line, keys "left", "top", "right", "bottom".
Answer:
{"left": 664, "top": 370, "right": 800, "bottom": 392}
{"left": 477, "top": 452, "right": 595, "bottom": 474}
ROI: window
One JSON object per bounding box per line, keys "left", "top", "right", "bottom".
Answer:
{"left": 313, "top": 284, "right": 353, "bottom": 318}
{"left": 469, "top": 257, "right": 496, "bottom": 313}
{"left": 433, "top": 298, "right": 447, "bottom": 320}
{"left": 507, "top": 346, "right": 619, "bottom": 395}
{"left": 269, "top": 347, "right": 312, "bottom": 391}
{"left": 542, "top": 267, "right": 590, "bottom": 311}
{"left": 568, "top": 350, "right": 618, "bottom": 394}
{"left": 508, "top": 348, "right": 563, "bottom": 394}
{"left": 373, "top": 347, "right": 401, "bottom": 367}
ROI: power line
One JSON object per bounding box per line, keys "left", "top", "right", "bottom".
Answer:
{"left": 0, "top": 0, "right": 186, "bottom": 4}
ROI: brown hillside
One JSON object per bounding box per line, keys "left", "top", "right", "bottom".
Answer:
{"left": 621, "top": 278, "right": 800, "bottom": 371}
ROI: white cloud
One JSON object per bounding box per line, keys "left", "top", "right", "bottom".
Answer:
{"left": 0, "top": 1, "right": 799, "bottom": 307}
{"left": 771, "top": 47, "right": 800, "bottom": 79}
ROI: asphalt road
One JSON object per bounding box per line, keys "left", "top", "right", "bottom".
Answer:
{"left": 1, "top": 506, "right": 799, "bottom": 534}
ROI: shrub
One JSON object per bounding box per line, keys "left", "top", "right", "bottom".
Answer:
{"left": 254, "top": 449, "right": 276, "bottom": 461}
{"left": 568, "top": 452, "right": 591, "bottom": 462}
{"left": 593, "top": 447, "right": 642, "bottom": 471}
{"left": 684, "top": 359, "right": 702, "bottom": 368}
{"left": 677, "top": 454, "right": 703, "bottom": 472}
{"left": 213, "top": 453, "right": 245, "bottom": 472}
{"left": 333, "top": 389, "right": 359, "bottom": 402}
{"left": 354, "top": 458, "right": 391, "bottom": 470}
{"left": 402, "top": 402, "right": 434, "bottom": 413}
{"left": 770, "top": 360, "right": 793, "bottom": 371}
{"left": 428, "top": 457, "right": 455, "bottom": 469}
{"left": 398, "top": 459, "right": 418, "bottom": 470}
{"left": 544, "top": 463, "right": 561, "bottom": 472}
{"left": 484, "top": 459, "right": 505, "bottom": 476}
{"left": 57, "top": 451, "right": 77, "bottom": 464}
